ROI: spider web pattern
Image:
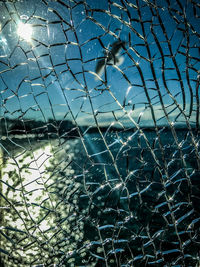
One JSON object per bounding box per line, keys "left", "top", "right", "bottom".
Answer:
{"left": 0, "top": 0, "right": 200, "bottom": 266}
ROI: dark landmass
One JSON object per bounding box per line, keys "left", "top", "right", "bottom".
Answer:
{"left": 1, "top": 117, "right": 199, "bottom": 138}
{"left": 0, "top": 118, "right": 79, "bottom": 138}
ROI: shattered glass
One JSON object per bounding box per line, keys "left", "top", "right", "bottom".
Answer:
{"left": 0, "top": 0, "right": 200, "bottom": 266}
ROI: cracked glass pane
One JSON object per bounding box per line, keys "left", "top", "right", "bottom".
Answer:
{"left": 0, "top": 0, "right": 200, "bottom": 266}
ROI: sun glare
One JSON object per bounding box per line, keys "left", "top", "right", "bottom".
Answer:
{"left": 17, "top": 22, "right": 32, "bottom": 42}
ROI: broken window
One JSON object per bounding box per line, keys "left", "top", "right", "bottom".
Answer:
{"left": 0, "top": 0, "right": 200, "bottom": 266}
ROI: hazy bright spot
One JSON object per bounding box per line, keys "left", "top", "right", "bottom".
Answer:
{"left": 17, "top": 22, "right": 32, "bottom": 42}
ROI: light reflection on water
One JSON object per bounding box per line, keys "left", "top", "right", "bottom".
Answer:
{"left": 1, "top": 138, "right": 86, "bottom": 266}
{"left": 3, "top": 144, "right": 53, "bottom": 224}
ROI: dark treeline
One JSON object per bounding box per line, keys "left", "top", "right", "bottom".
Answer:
{"left": 1, "top": 118, "right": 194, "bottom": 138}
{"left": 0, "top": 118, "right": 79, "bottom": 138}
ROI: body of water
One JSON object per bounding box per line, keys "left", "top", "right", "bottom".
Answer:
{"left": 1, "top": 129, "right": 200, "bottom": 266}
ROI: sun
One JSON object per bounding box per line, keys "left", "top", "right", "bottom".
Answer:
{"left": 17, "top": 22, "right": 33, "bottom": 42}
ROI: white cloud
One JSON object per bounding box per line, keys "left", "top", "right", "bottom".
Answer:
{"left": 75, "top": 103, "right": 195, "bottom": 128}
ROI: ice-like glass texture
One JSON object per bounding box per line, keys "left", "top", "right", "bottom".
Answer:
{"left": 0, "top": 0, "right": 200, "bottom": 266}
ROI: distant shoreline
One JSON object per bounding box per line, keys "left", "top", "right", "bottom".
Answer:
{"left": 1, "top": 125, "right": 198, "bottom": 139}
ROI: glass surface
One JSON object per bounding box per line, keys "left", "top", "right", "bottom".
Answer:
{"left": 0, "top": 0, "right": 200, "bottom": 266}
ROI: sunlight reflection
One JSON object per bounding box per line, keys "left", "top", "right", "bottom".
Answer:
{"left": 17, "top": 22, "right": 32, "bottom": 42}
{"left": 2, "top": 144, "right": 53, "bottom": 231}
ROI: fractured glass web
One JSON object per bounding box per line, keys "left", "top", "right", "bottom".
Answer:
{"left": 0, "top": 0, "right": 200, "bottom": 266}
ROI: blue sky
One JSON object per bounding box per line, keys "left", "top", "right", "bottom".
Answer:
{"left": 0, "top": 0, "right": 199, "bottom": 127}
